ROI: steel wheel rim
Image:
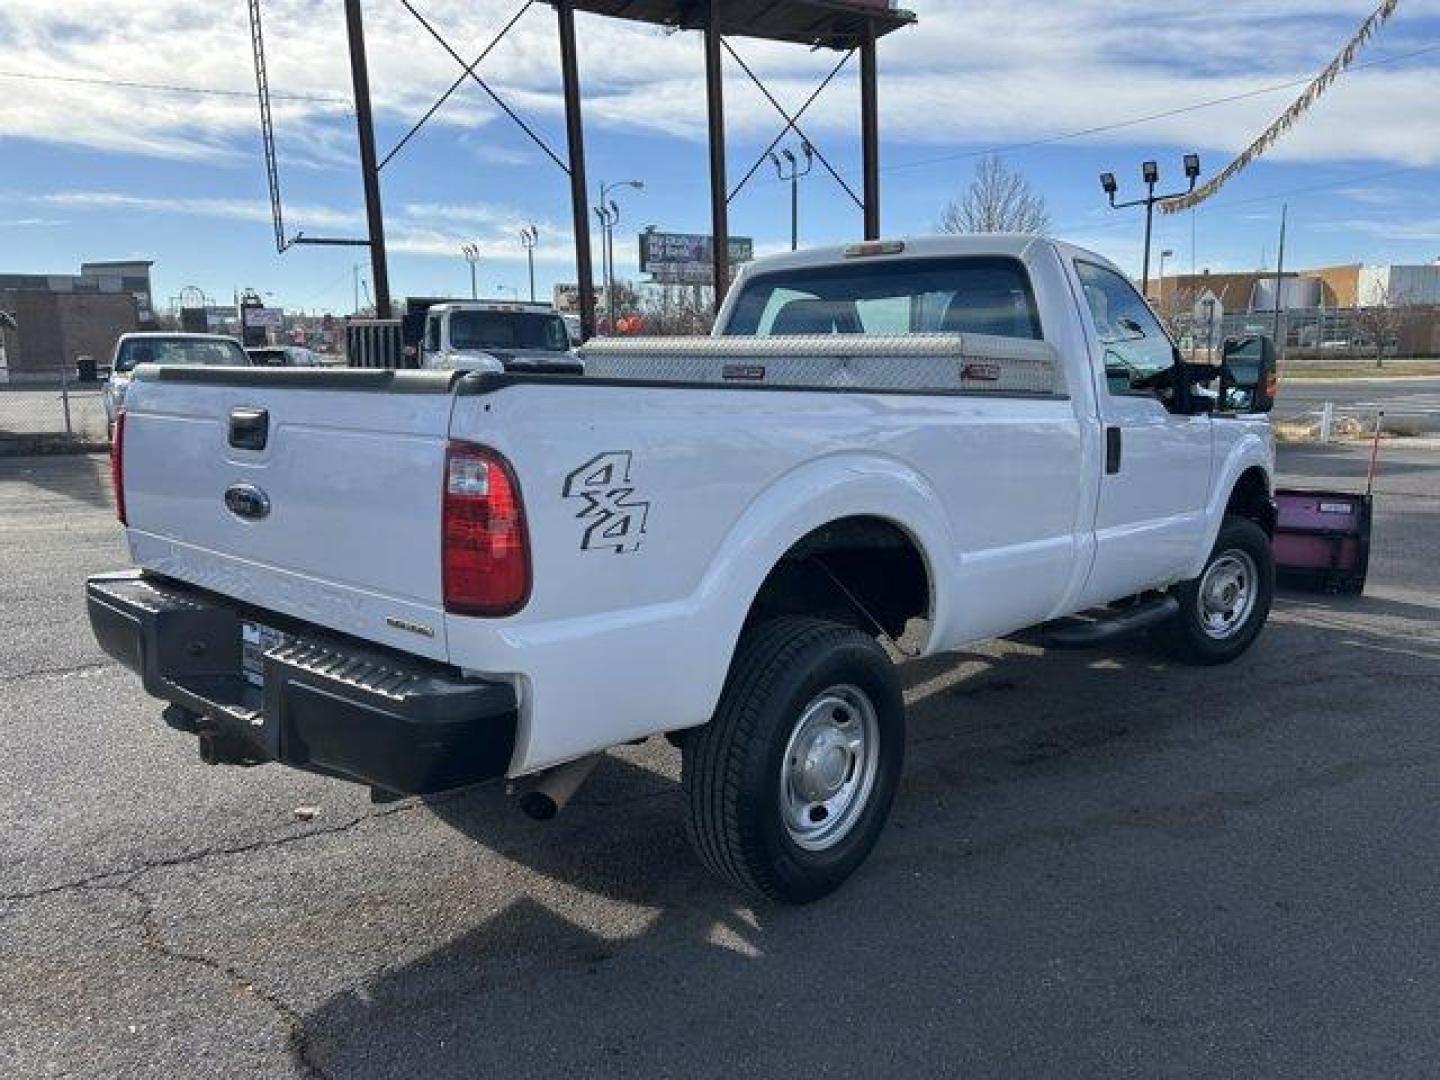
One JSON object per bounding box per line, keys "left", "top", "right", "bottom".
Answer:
{"left": 1198, "top": 549, "right": 1259, "bottom": 640}
{"left": 779, "top": 684, "right": 880, "bottom": 852}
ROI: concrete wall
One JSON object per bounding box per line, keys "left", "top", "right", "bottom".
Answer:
{"left": 0, "top": 289, "right": 139, "bottom": 381}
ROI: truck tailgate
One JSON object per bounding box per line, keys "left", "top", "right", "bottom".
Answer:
{"left": 119, "top": 367, "right": 463, "bottom": 661}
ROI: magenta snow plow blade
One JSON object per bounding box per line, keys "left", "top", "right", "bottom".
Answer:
{"left": 1272, "top": 489, "right": 1372, "bottom": 595}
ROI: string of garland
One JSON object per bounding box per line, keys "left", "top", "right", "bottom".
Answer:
{"left": 1161, "top": 0, "right": 1404, "bottom": 214}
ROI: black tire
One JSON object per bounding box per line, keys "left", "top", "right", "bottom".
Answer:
{"left": 1165, "top": 515, "right": 1274, "bottom": 665}
{"left": 682, "top": 616, "right": 905, "bottom": 904}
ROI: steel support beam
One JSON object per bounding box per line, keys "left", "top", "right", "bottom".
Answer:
{"left": 859, "top": 22, "right": 880, "bottom": 240}
{"left": 704, "top": 0, "right": 729, "bottom": 303}
{"left": 557, "top": 0, "right": 597, "bottom": 340}
{"left": 343, "top": 0, "right": 391, "bottom": 317}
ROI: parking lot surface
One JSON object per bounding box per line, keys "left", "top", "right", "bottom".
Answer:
{"left": 2, "top": 442, "right": 1437, "bottom": 1078}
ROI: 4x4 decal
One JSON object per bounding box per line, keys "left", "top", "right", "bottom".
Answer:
{"left": 563, "top": 452, "right": 651, "bottom": 553}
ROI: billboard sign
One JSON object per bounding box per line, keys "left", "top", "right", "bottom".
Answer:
{"left": 639, "top": 232, "right": 754, "bottom": 285}
{"left": 243, "top": 306, "right": 285, "bottom": 329}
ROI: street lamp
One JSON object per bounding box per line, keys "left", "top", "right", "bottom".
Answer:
{"left": 460, "top": 242, "right": 481, "bottom": 300}
{"left": 1157, "top": 248, "right": 1175, "bottom": 305}
{"left": 769, "top": 141, "right": 814, "bottom": 251}
{"left": 1100, "top": 154, "right": 1201, "bottom": 298}
{"left": 519, "top": 225, "right": 539, "bottom": 302}
{"left": 595, "top": 180, "right": 643, "bottom": 332}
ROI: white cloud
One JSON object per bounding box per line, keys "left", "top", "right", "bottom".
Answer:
{"left": 25, "top": 188, "right": 577, "bottom": 261}
{"left": 1, "top": 0, "right": 1437, "bottom": 170}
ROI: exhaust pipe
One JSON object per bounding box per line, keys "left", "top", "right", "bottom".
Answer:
{"left": 513, "top": 754, "right": 602, "bottom": 821}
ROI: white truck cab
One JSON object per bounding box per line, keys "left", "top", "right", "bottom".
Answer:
{"left": 90, "top": 235, "right": 1278, "bottom": 903}
{"left": 419, "top": 301, "right": 581, "bottom": 374}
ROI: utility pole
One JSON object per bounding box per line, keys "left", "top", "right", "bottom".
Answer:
{"left": 769, "top": 142, "right": 814, "bottom": 251}
{"left": 520, "top": 225, "right": 538, "bottom": 302}
{"left": 343, "top": 0, "right": 391, "bottom": 318}
{"left": 1100, "top": 154, "right": 1201, "bottom": 298}
{"left": 1272, "top": 203, "right": 1288, "bottom": 356}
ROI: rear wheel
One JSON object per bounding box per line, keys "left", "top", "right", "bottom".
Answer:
{"left": 682, "top": 617, "right": 904, "bottom": 903}
{"left": 1165, "top": 515, "right": 1274, "bottom": 665}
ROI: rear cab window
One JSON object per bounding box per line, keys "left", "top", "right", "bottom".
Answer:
{"left": 115, "top": 337, "right": 248, "bottom": 371}
{"left": 723, "top": 256, "right": 1043, "bottom": 341}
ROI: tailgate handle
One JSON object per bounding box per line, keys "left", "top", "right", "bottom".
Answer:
{"left": 229, "top": 408, "right": 269, "bottom": 451}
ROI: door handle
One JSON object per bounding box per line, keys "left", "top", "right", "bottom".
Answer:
{"left": 229, "top": 407, "right": 269, "bottom": 451}
{"left": 1105, "top": 426, "right": 1122, "bottom": 474}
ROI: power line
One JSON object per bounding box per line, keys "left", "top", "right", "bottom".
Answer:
{"left": 0, "top": 69, "right": 348, "bottom": 104}
{"left": 878, "top": 41, "right": 1440, "bottom": 176}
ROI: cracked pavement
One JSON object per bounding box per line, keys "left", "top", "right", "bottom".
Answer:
{"left": 2, "top": 444, "right": 1439, "bottom": 1079}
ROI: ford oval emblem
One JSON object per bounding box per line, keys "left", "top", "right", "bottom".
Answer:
{"left": 224, "top": 482, "right": 271, "bottom": 521}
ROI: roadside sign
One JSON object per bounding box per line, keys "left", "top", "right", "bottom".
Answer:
{"left": 639, "top": 232, "right": 754, "bottom": 285}
{"left": 243, "top": 306, "right": 285, "bottom": 329}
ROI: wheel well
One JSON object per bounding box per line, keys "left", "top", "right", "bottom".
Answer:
{"left": 1226, "top": 467, "right": 1276, "bottom": 535}
{"left": 746, "top": 516, "right": 931, "bottom": 640}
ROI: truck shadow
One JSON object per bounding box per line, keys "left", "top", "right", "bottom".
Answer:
{"left": 0, "top": 450, "right": 114, "bottom": 510}
{"left": 295, "top": 595, "right": 1439, "bottom": 1077}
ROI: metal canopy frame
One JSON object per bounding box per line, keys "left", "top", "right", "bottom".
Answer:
{"left": 274, "top": 0, "right": 913, "bottom": 333}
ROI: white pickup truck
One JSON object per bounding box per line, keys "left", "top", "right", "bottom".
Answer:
{"left": 88, "top": 235, "right": 1277, "bottom": 902}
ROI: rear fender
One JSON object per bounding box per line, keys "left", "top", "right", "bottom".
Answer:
{"left": 685, "top": 451, "right": 953, "bottom": 704}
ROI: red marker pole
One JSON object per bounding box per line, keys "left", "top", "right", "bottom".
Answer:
{"left": 1366, "top": 410, "right": 1384, "bottom": 496}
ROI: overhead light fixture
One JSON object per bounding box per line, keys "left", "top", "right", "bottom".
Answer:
{"left": 1142, "top": 160, "right": 1160, "bottom": 185}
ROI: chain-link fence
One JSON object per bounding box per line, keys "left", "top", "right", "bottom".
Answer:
{"left": 0, "top": 368, "right": 111, "bottom": 453}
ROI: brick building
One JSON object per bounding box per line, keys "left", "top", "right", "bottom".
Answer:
{"left": 0, "top": 260, "right": 152, "bottom": 383}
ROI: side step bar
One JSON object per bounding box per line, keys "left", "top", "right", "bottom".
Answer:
{"left": 1043, "top": 595, "right": 1179, "bottom": 649}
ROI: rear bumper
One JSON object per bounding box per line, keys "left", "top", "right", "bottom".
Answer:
{"left": 86, "top": 570, "right": 517, "bottom": 795}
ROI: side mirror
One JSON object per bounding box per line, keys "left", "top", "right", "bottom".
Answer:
{"left": 1219, "top": 335, "right": 1277, "bottom": 414}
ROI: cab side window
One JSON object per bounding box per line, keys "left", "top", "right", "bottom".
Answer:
{"left": 424, "top": 315, "right": 441, "bottom": 352}
{"left": 1075, "top": 260, "right": 1177, "bottom": 399}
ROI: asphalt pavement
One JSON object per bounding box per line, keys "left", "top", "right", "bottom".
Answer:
{"left": 1276, "top": 376, "right": 1440, "bottom": 429}
{"left": 2, "top": 443, "right": 1438, "bottom": 1078}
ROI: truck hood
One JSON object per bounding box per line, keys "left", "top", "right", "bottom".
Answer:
{"left": 445, "top": 348, "right": 583, "bottom": 374}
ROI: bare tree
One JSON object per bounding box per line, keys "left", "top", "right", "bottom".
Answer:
{"left": 1352, "top": 282, "right": 1410, "bottom": 368}
{"left": 940, "top": 155, "right": 1051, "bottom": 236}
{"left": 639, "top": 284, "right": 715, "bottom": 335}
{"left": 1159, "top": 283, "right": 1199, "bottom": 350}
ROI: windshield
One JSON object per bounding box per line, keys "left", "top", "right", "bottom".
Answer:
{"left": 449, "top": 311, "right": 569, "bottom": 352}
{"left": 723, "top": 256, "right": 1042, "bottom": 340}
{"left": 116, "top": 337, "right": 248, "bottom": 372}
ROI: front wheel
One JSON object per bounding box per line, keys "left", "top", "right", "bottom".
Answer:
{"left": 1165, "top": 515, "right": 1274, "bottom": 665}
{"left": 682, "top": 617, "right": 905, "bottom": 903}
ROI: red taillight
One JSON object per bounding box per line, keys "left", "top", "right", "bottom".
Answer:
{"left": 110, "top": 410, "right": 127, "bottom": 525}
{"left": 442, "top": 442, "right": 530, "bottom": 616}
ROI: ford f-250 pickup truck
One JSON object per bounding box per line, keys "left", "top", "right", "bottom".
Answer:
{"left": 87, "top": 235, "right": 1277, "bottom": 902}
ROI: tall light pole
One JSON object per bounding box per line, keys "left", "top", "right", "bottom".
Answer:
{"left": 1100, "top": 154, "right": 1201, "bottom": 299}
{"left": 595, "top": 180, "right": 642, "bottom": 332}
{"left": 769, "top": 141, "right": 814, "bottom": 251}
{"left": 519, "top": 225, "right": 539, "bottom": 302}
{"left": 461, "top": 242, "right": 481, "bottom": 300}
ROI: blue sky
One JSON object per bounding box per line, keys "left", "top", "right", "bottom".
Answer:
{"left": 1, "top": 0, "right": 1438, "bottom": 314}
